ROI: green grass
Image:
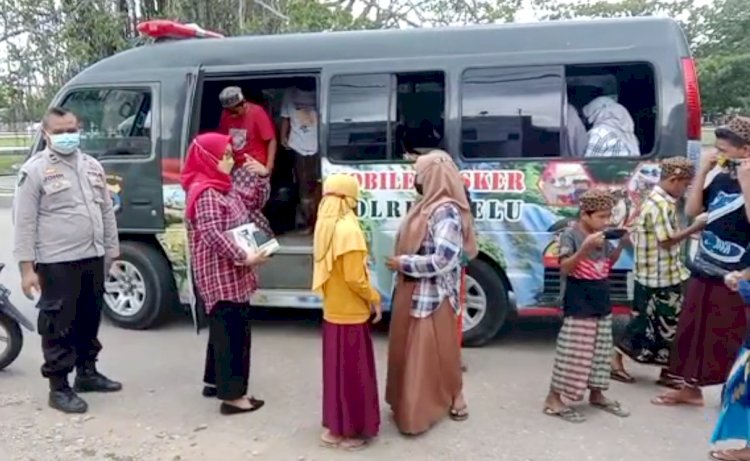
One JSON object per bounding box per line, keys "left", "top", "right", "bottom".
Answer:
{"left": 0, "top": 155, "right": 25, "bottom": 176}
{"left": 0, "top": 136, "right": 31, "bottom": 149}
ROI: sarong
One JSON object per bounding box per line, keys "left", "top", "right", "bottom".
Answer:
{"left": 669, "top": 276, "right": 748, "bottom": 387}
{"left": 550, "top": 315, "right": 613, "bottom": 401}
{"left": 385, "top": 276, "right": 462, "bottom": 435}
{"left": 617, "top": 282, "right": 684, "bottom": 366}
{"left": 322, "top": 321, "right": 380, "bottom": 439}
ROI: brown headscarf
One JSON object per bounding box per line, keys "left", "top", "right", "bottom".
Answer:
{"left": 395, "top": 150, "right": 478, "bottom": 259}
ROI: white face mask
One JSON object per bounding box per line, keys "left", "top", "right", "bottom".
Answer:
{"left": 47, "top": 132, "right": 80, "bottom": 155}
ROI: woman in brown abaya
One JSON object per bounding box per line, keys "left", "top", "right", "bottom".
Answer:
{"left": 385, "top": 150, "right": 477, "bottom": 436}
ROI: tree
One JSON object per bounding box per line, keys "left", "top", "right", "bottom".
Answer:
{"left": 0, "top": 0, "right": 527, "bottom": 125}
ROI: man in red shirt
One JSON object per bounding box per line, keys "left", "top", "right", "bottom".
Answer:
{"left": 218, "top": 86, "right": 277, "bottom": 173}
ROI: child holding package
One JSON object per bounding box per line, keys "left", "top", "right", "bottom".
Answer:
{"left": 543, "top": 189, "right": 631, "bottom": 423}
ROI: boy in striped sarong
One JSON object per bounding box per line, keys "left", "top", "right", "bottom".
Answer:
{"left": 543, "top": 189, "right": 631, "bottom": 423}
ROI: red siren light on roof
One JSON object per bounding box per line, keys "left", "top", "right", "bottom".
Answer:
{"left": 137, "top": 20, "right": 224, "bottom": 41}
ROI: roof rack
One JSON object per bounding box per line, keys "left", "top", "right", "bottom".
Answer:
{"left": 137, "top": 20, "right": 224, "bottom": 43}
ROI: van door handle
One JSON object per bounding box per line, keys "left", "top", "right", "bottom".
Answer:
{"left": 130, "top": 198, "right": 152, "bottom": 205}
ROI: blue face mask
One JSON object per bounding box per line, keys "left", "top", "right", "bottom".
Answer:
{"left": 47, "top": 132, "right": 80, "bottom": 155}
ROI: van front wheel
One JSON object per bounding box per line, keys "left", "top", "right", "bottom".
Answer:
{"left": 103, "top": 241, "right": 175, "bottom": 330}
{"left": 462, "top": 259, "right": 510, "bottom": 347}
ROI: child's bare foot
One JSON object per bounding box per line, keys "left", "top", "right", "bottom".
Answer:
{"left": 589, "top": 390, "right": 630, "bottom": 417}
{"left": 709, "top": 447, "right": 750, "bottom": 461}
{"left": 651, "top": 386, "right": 704, "bottom": 406}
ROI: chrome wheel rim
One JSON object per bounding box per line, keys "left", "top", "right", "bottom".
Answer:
{"left": 104, "top": 261, "right": 146, "bottom": 318}
{"left": 0, "top": 321, "right": 10, "bottom": 364}
{"left": 462, "top": 275, "right": 487, "bottom": 332}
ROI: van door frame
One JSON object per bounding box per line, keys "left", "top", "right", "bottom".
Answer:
{"left": 180, "top": 67, "right": 204, "bottom": 312}
{"left": 319, "top": 58, "right": 455, "bottom": 164}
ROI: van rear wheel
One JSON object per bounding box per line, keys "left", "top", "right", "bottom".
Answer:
{"left": 103, "top": 241, "right": 176, "bottom": 330}
{"left": 462, "top": 259, "right": 510, "bottom": 347}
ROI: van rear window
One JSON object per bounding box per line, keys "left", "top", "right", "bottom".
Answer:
{"left": 459, "top": 62, "right": 657, "bottom": 160}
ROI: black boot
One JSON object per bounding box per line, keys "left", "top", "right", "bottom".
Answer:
{"left": 49, "top": 387, "right": 88, "bottom": 414}
{"left": 74, "top": 365, "right": 122, "bottom": 393}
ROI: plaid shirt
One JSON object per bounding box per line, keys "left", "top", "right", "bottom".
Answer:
{"left": 399, "top": 203, "right": 463, "bottom": 318}
{"left": 232, "top": 167, "right": 273, "bottom": 236}
{"left": 584, "top": 126, "right": 636, "bottom": 157}
{"left": 188, "top": 188, "right": 258, "bottom": 312}
{"left": 633, "top": 186, "right": 690, "bottom": 287}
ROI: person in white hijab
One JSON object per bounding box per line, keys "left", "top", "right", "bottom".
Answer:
{"left": 583, "top": 96, "right": 641, "bottom": 157}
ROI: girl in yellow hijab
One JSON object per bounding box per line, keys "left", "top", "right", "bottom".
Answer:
{"left": 312, "top": 174, "right": 381, "bottom": 451}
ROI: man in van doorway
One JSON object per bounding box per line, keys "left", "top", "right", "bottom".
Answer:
{"left": 218, "top": 86, "right": 277, "bottom": 174}
{"left": 280, "top": 79, "right": 319, "bottom": 234}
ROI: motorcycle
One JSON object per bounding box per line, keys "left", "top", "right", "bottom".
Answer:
{"left": 0, "top": 263, "right": 34, "bottom": 370}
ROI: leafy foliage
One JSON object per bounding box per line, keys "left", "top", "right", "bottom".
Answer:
{"left": 1, "top": 0, "right": 749, "bottom": 123}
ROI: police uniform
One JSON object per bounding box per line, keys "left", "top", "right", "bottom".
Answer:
{"left": 13, "top": 148, "right": 121, "bottom": 408}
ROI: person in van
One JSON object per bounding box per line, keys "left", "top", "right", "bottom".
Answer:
{"left": 582, "top": 96, "right": 640, "bottom": 157}
{"left": 181, "top": 132, "right": 270, "bottom": 415}
{"left": 562, "top": 101, "right": 588, "bottom": 157}
{"left": 280, "top": 79, "right": 319, "bottom": 234}
{"left": 218, "top": 86, "right": 277, "bottom": 174}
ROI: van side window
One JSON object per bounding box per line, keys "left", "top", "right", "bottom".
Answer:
{"left": 567, "top": 63, "right": 656, "bottom": 156}
{"left": 329, "top": 74, "right": 392, "bottom": 162}
{"left": 60, "top": 88, "right": 152, "bottom": 157}
{"left": 328, "top": 71, "right": 446, "bottom": 162}
{"left": 461, "top": 66, "right": 563, "bottom": 159}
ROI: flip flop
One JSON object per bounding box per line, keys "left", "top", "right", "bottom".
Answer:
{"left": 543, "top": 406, "right": 586, "bottom": 423}
{"left": 651, "top": 394, "right": 704, "bottom": 407}
{"left": 655, "top": 377, "right": 683, "bottom": 390}
{"left": 610, "top": 368, "right": 635, "bottom": 383}
{"left": 709, "top": 449, "right": 750, "bottom": 461}
{"left": 320, "top": 436, "right": 342, "bottom": 449}
{"left": 340, "top": 439, "right": 368, "bottom": 451}
{"left": 591, "top": 399, "right": 630, "bottom": 417}
{"left": 450, "top": 407, "right": 469, "bottom": 422}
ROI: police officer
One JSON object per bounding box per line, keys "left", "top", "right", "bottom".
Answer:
{"left": 13, "top": 106, "right": 122, "bottom": 414}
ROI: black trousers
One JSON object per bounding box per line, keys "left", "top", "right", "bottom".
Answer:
{"left": 35, "top": 257, "right": 105, "bottom": 390}
{"left": 202, "top": 302, "right": 252, "bottom": 400}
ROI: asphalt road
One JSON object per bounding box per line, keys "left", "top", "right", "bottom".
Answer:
{"left": 0, "top": 208, "right": 729, "bottom": 461}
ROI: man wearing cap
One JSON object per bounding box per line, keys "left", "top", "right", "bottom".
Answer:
{"left": 653, "top": 116, "right": 750, "bottom": 407}
{"left": 218, "top": 86, "right": 277, "bottom": 174}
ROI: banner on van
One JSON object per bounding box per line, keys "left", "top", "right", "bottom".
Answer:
{"left": 350, "top": 169, "right": 527, "bottom": 222}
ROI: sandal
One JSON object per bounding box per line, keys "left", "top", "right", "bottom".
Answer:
{"left": 320, "top": 437, "right": 341, "bottom": 449}
{"left": 590, "top": 399, "right": 630, "bottom": 417}
{"left": 709, "top": 448, "right": 750, "bottom": 461}
{"left": 651, "top": 394, "right": 703, "bottom": 407}
{"left": 449, "top": 406, "right": 469, "bottom": 422}
{"left": 543, "top": 406, "right": 586, "bottom": 423}
{"left": 340, "top": 439, "right": 368, "bottom": 451}
{"left": 610, "top": 368, "right": 635, "bottom": 383}
{"left": 655, "top": 377, "right": 683, "bottom": 390}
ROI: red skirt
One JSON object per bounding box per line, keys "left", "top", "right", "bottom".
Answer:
{"left": 669, "top": 276, "right": 749, "bottom": 387}
{"left": 322, "top": 321, "right": 380, "bottom": 439}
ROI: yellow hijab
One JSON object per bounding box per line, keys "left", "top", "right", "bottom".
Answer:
{"left": 312, "top": 174, "right": 367, "bottom": 295}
